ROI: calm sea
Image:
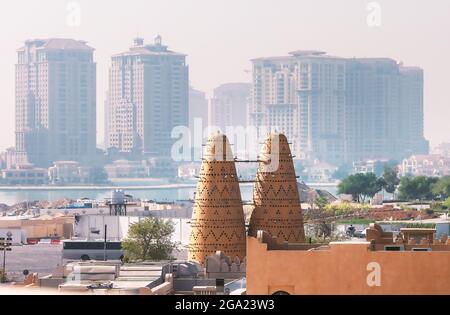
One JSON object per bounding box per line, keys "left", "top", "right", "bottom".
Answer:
{"left": 0, "top": 181, "right": 338, "bottom": 206}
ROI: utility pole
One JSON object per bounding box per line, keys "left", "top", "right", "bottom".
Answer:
{"left": 0, "top": 231, "right": 12, "bottom": 283}
{"left": 103, "top": 224, "right": 107, "bottom": 261}
{"left": 179, "top": 218, "right": 182, "bottom": 244}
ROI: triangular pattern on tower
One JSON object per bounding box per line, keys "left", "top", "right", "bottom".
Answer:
{"left": 248, "top": 133, "right": 305, "bottom": 243}
{"left": 188, "top": 133, "right": 247, "bottom": 264}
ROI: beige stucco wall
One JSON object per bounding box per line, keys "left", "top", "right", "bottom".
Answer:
{"left": 0, "top": 217, "right": 74, "bottom": 239}
{"left": 247, "top": 236, "right": 450, "bottom": 295}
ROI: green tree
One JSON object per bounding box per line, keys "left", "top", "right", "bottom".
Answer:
{"left": 382, "top": 165, "right": 400, "bottom": 197}
{"left": 398, "top": 176, "right": 439, "bottom": 201}
{"left": 337, "top": 173, "right": 384, "bottom": 202}
{"left": 443, "top": 197, "right": 450, "bottom": 209}
{"left": 432, "top": 176, "right": 450, "bottom": 199}
{"left": 122, "top": 217, "right": 177, "bottom": 261}
{"left": 314, "top": 195, "right": 329, "bottom": 211}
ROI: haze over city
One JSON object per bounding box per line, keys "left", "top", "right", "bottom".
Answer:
{"left": 0, "top": 0, "right": 449, "bottom": 150}
{"left": 1, "top": 0, "right": 450, "bottom": 300}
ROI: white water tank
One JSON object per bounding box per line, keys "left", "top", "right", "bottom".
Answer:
{"left": 110, "top": 189, "right": 125, "bottom": 204}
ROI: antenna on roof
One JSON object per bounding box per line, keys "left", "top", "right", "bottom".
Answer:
{"left": 155, "top": 34, "right": 162, "bottom": 46}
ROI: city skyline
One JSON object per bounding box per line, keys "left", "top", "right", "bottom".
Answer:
{"left": 0, "top": 0, "right": 449, "bottom": 152}
{"left": 6, "top": 37, "right": 436, "bottom": 167}
{"left": 2, "top": 0, "right": 450, "bottom": 300}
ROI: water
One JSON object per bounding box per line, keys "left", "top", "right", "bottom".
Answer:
{"left": 0, "top": 183, "right": 338, "bottom": 206}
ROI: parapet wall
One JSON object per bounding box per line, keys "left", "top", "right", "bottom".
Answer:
{"left": 246, "top": 235, "right": 450, "bottom": 295}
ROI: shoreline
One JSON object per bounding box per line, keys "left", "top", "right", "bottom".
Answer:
{"left": 0, "top": 181, "right": 338, "bottom": 191}
{"left": 0, "top": 184, "right": 198, "bottom": 191}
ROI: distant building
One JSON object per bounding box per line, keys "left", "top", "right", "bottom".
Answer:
{"left": 398, "top": 66, "right": 428, "bottom": 156}
{"left": 249, "top": 51, "right": 345, "bottom": 163}
{"left": 178, "top": 162, "right": 201, "bottom": 179}
{"left": 346, "top": 59, "right": 428, "bottom": 162}
{"left": 249, "top": 55, "right": 301, "bottom": 157}
{"left": 294, "top": 52, "right": 346, "bottom": 165}
{"left": 301, "top": 160, "right": 338, "bottom": 183}
{"left": 209, "top": 83, "right": 251, "bottom": 133}
{"left": 352, "top": 160, "right": 377, "bottom": 174}
{"left": 48, "top": 161, "right": 90, "bottom": 184}
{"left": 189, "top": 87, "right": 208, "bottom": 134}
{"left": 106, "top": 36, "right": 189, "bottom": 157}
{"left": 1, "top": 163, "right": 48, "bottom": 185}
{"left": 432, "top": 143, "right": 450, "bottom": 158}
{"left": 0, "top": 147, "right": 26, "bottom": 169}
{"left": 401, "top": 154, "right": 450, "bottom": 177}
{"left": 104, "top": 160, "right": 150, "bottom": 178}
{"left": 0, "top": 214, "right": 73, "bottom": 241}
{"left": 15, "top": 38, "right": 97, "bottom": 167}
{"left": 249, "top": 51, "right": 428, "bottom": 165}
{"left": 189, "top": 87, "right": 208, "bottom": 160}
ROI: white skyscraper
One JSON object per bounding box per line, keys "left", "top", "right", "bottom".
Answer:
{"left": 249, "top": 51, "right": 427, "bottom": 165}
{"left": 293, "top": 51, "right": 346, "bottom": 164}
{"left": 15, "top": 39, "right": 97, "bottom": 167}
{"left": 249, "top": 51, "right": 345, "bottom": 163}
{"left": 249, "top": 56, "right": 299, "bottom": 154}
{"left": 107, "top": 36, "right": 189, "bottom": 157}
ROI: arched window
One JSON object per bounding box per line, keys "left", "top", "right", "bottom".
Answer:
{"left": 272, "top": 290, "right": 290, "bottom": 295}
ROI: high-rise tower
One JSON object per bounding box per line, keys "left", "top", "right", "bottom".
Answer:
{"left": 188, "top": 133, "right": 246, "bottom": 264}
{"left": 248, "top": 133, "right": 305, "bottom": 242}
{"left": 15, "top": 38, "right": 96, "bottom": 167}
{"left": 107, "top": 36, "right": 188, "bottom": 157}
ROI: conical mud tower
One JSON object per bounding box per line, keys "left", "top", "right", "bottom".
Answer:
{"left": 248, "top": 133, "right": 305, "bottom": 242}
{"left": 188, "top": 133, "right": 246, "bottom": 264}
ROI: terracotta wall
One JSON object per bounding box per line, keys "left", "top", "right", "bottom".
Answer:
{"left": 0, "top": 217, "right": 74, "bottom": 239}
{"left": 247, "top": 237, "right": 450, "bottom": 295}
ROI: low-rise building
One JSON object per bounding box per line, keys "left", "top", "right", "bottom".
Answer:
{"left": 301, "top": 160, "right": 337, "bottom": 183}
{"left": 48, "top": 161, "right": 91, "bottom": 184}
{"left": 0, "top": 147, "right": 28, "bottom": 169}
{"left": 178, "top": 163, "right": 201, "bottom": 179}
{"left": 352, "top": 160, "right": 389, "bottom": 174}
{"left": 401, "top": 154, "right": 450, "bottom": 177}
{"left": 1, "top": 163, "right": 48, "bottom": 185}
{"left": 0, "top": 214, "right": 74, "bottom": 242}
{"left": 104, "top": 160, "right": 150, "bottom": 178}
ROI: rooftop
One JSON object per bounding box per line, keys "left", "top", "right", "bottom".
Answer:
{"left": 113, "top": 35, "right": 186, "bottom": 58}
{"left": 18, "top": 38, "right": 94, "bottom": 51}
{"left": 252, "top": 50, "right": 344, "bottom": 63}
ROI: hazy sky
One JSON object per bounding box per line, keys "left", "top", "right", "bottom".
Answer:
{"left": 1, "top": 0, "right": 449, "bottom": 150}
